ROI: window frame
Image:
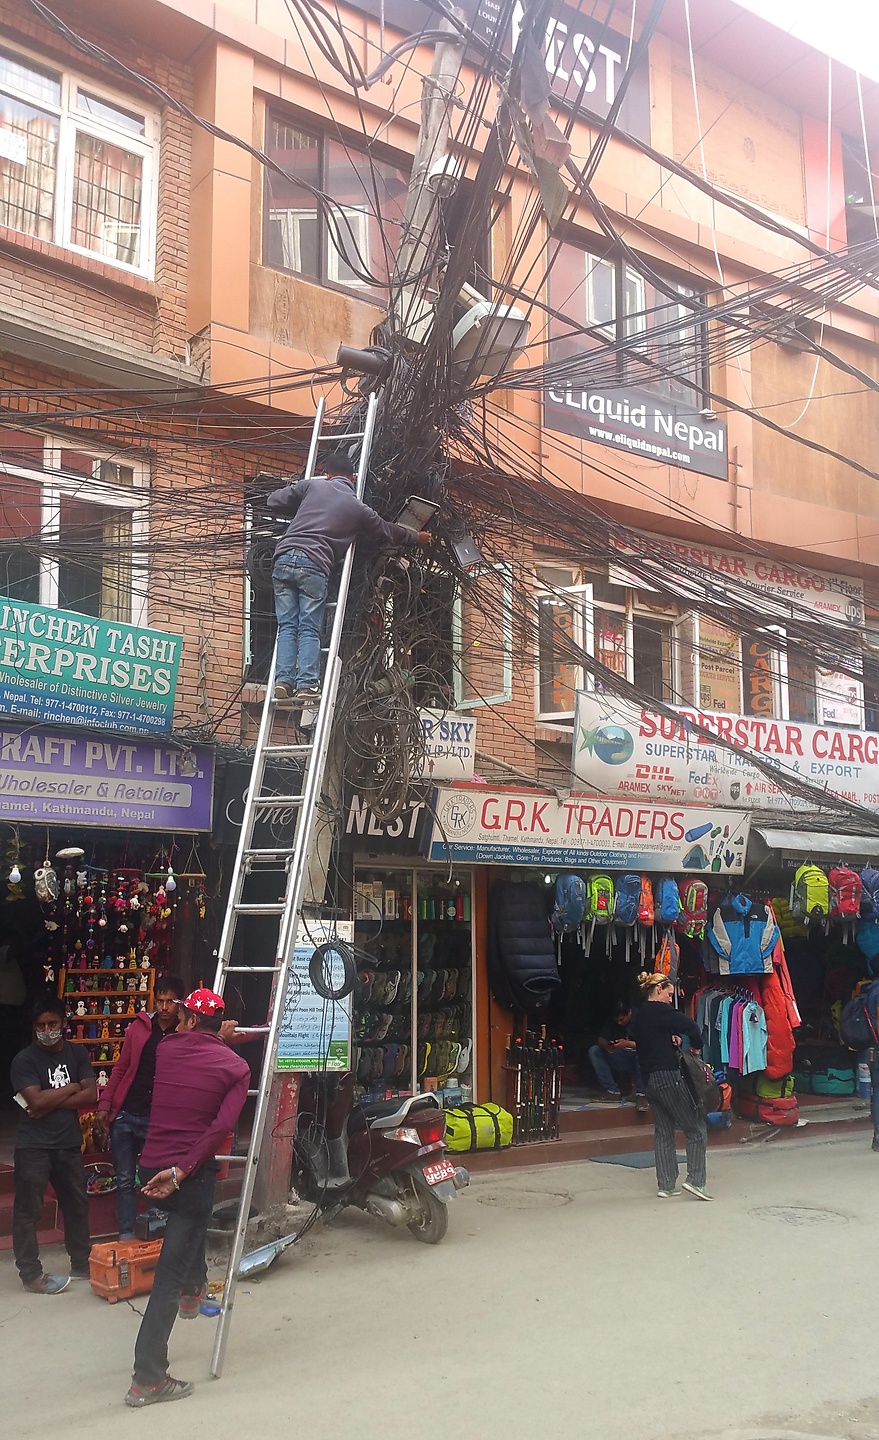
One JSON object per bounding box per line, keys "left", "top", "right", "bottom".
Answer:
{"left": 0, "top": 434, "right": 148, "bottom": 625}
{"left": 0, "top": 42, "right": 158, "bottom": 278}
{"left": 452, "top": 561, "right": 513, "bottom": 710}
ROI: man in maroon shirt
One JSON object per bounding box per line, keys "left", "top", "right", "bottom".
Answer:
{"left": 125, "top": 989, "right": 249, "bottom": 1408}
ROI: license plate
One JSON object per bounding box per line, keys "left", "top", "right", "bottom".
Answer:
{"left": 422, "top": 1158, "right": 455, "bottom": 1186}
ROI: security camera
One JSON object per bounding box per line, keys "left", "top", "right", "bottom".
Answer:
{"left": 426, "top": 153, "right": 461, "bottom": 198}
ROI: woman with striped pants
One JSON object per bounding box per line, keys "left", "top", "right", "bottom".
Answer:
{"left": 630, "top": 973, "right": 711, "bottom": 1201}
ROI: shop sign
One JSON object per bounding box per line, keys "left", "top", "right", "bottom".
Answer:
{"left": 426, "top": 786, "right": 750, "bottom": 872}
{"left": 215, "top": 761, "right": 301, "bottom": 848}
{"left": 606, "top": 529, "right": 865, "bottom": 623}
{"left": 573, "top": 689, "right": 879, "bottom": 814}
{"left": 277, "top": 921, "right": 354, "bottom": 1072}
{"left": 419, "top": 710, "right": 475, "bottom": 781}
{"left": 345, "top": 0, "right": 650, "bottom": 141}
{"left": 340, "top": 792, "right": 431, "bottom": 854}
{"left": 543, "top": 385, "right": 729, "bottom": 480}
{"left": 0, "top": 724, "right": 213, "bottom": 832}
{"left": 0, "top": 599, "right": 182, "bottom": 735}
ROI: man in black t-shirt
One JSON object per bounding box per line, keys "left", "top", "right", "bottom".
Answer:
{"left": 588, "top": 1003, "right": 648, "bottom": 1111}
{"left": 10, "top": 996, "right": 96, "bottom": 1294}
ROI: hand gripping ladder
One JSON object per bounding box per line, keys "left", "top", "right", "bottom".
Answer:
{"left": 209, "top": 392, "right": 379, "bottom": 1377}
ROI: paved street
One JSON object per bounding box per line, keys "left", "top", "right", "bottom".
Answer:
{"left": 2, "top": 1134, "right": 877, "bottom": 1439}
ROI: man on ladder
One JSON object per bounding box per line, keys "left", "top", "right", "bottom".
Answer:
{"left": 268, "top": 449, "right": 431, "bottom": 705}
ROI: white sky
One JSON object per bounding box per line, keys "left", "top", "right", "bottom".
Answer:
{"left": 737, "top": 0, "right": 879, "bottom": 80}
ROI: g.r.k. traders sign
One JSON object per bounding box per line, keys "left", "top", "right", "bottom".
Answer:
{"left": 544, "top": 383, "right": 729, "bottom": 480}
{"left": 0, "top": 599, "right": 181, "bottom": 735}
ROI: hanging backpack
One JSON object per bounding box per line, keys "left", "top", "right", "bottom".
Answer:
{"left": 614, "top": 874, "right": 641, "bottom": 928}
{"left": 656, "top": 878, "right": 682, "bottom": 928}
{"left": 653, "top": 930, "right": 680, "bottom": 983}
{"left": 839, "top": 991, "right": 879, "bottom": 1050}
{"left": 791, "top": 864, "right": 830, "bottom": 925}
{"left": 583, "top": 874, "right": 614, "bottom": 954}
{"left": 860, "top": 867, "right": 879, "bottom": 919}
{"left": 637, "top": 877, "right": 654, "bottom": 927}
{"left": 676, "top": 879, "right": 709, "bottom": 940}
{"left": 551, "top": 874, "right": 587, "bottom": 936}
{"left": 829, "top": 867, "right": 863, "bottom": 943}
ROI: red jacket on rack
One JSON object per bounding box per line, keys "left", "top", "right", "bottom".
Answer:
{"left": 762, "top": 968, "right": 795, "bottom": 1079}
{"left": 95, "top": 1010, "right": 155, "bottom": 1124}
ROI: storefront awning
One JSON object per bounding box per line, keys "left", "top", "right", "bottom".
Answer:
{"left": 752, "top": 827, "right": 877, "bottom": 859}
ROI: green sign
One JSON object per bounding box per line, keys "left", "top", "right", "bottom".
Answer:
{"left": 0, "top": 599, "right": 182, "bottom": 736}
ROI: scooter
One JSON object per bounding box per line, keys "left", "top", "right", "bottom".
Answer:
{"left": 294, "top": 1072, "right": 469, "bottom": 1244}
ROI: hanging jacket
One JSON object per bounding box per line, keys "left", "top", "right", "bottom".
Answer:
{"left": 487, "top": 881, "right": 561, "bottom": 1014}
{"left": 707, "top": 894, "right": 779, "bottom": 975}
{"left": 766, "top": 905, "right": 802, "bottom": 1029}
{"left": 761, "top": 967, "right": 796, "bottom": 1079}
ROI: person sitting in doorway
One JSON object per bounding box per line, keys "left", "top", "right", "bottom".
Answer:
{"left": 588, "top": 1002, "right": 648, "bottom": 1112}
{"left": 267, "top": 451, "right": 432, "bottom": 705}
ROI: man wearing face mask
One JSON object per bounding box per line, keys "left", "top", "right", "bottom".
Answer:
{"left": 10, "top": 996, "right": 96, "bottom": 1293}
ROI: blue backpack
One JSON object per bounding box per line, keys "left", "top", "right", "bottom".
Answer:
{"left": 657, "top": 877, "right": 682, "bottom": 927}
{"left": 614, "top": 874, "right": 641, "bottom": 927}
{"left": 551, "top": 874, "right": 587, "bottom": 935}
{"left": 861, "top": 868, "right": 879, "bottom": 919}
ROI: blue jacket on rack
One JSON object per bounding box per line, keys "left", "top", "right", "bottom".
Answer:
{"left": 708, "top": 894, "right": 779, "bottom": 975}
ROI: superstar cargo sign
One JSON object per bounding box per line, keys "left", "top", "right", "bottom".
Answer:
{"left": 0, "top": 599, "right": 181, "bottom": 735}
{"left": 573, "top": 690, "right": 879, "bottom": 813}
{"left": 426, "top": 786, "right": 749, "bottom": 872}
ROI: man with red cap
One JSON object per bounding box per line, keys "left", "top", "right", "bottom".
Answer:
{"left": 125, "top": 989, "right": 250, "bottom": 1408}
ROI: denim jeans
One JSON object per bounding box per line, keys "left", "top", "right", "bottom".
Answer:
{"left": 588, "top": 1044, "right": 644, "bottom": 1095}
{"left": 110, "top": 1109, "right": 151, "bottom": 1239}
{"left": 272, "top": 550, "right": 329, "bottom": 688}
{"left": 870, "top": 1056, "right": 879, "bottom": 1138}
{"left": 132, "top": 1165, "right": 217, "bottom": 1385}
{"left": 13, "top": 1146, "right": 91, "bottom": 1284}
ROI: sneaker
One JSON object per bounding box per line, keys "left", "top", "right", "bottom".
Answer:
{"left": 124, "top": 1377, "right": 195, "bottom": 1408}
{"left": 635, "top": 1093, "right": 650, "bottom": 1115}
{"left": 294, "top": 686, "right": 321, "bottom": 706}
{"left": 682, "top": 1180, "right": 713, "bottom": 1201}
{"left": 178, "top": 1289, "right": 204, "bottom": 1320}
{"left": 595, "top": 1091, "right": 622, "bottom": 1104}
{"left": 657, "top": 1188, "right": 682, "bottom": 1198}
{"left": 69, "top": 1268, "right": 91, "bottom": 1281}
{"left": 274, "top": 681, "right": 296, "bottom": 701}
{"left": 23, "top": 1273, "right": 69, "bottom": 1294}
{"left": 872, "top": 1137, "right": 879, "bottom": 1152}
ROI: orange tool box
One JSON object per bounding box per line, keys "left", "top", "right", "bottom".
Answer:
{"left": 89, "top": 1239, "right": 163, "bottom": 1303}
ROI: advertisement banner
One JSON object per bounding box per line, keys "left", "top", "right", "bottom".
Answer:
{"left": 0, "top": 599, "right": 182, "bottom": 734}
{"left": 0, "top": 724, "right": 213, "bottom": 831}
{"left": 277, "top": 921, "right": 354, "bottom": 1072}
{"left": 340, "top": 791, "right": 431, "bottom": 855}
{"left": 427, "top": 787, "right": 750, "bottom": 872}
{"left": 543, "top": 384, "right": 729, "bottom": 480}
{"left": 573, "top": 689, "right": 879, "bottom": 814}
{"left": 418, "top": 710, "right": 476, "bottom": 781}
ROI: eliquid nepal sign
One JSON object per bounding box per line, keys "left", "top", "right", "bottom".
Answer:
{"left": 0, "top": 599, "right": 182, "bottom": 735}
{"left": 543, "top": 384, "right": 729, "bottom": 480}
{"left": 573, "top": 689, "right": 879, "bottom": 814}
{"left": 277, "top": 921, "right": 354, "bottom": 1072}
{"left": 0, "top": 724, "right": 213, "bottom": 831}
{"left": 427, "top": 787, "right": 750, "bottom": 873}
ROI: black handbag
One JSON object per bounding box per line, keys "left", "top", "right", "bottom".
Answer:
{"left": 680, "top": 1050, "right": 722, "bottom": 1116}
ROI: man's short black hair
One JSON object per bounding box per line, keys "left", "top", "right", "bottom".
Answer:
{"left": 33, "top": 995, "right": 67, "bottom": 1023}
{"left": 614, "top": 1000, "right": 633, "bottom": 1017}
{"left": 182, "top": 1008, "right": 223, "bottom": 1034}
{"left": 155, "top": 974, "right": 186, "bottom": 999}
{"left": 323, "top": 451, "right": 356, "bottom": 478}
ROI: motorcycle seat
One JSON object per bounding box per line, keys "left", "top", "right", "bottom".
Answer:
{"left": 352, "top": 1094, "right": 440, "bottom": 1132}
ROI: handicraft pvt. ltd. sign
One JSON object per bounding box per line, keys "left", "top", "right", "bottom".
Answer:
{"left": 0, "top": 599, "right": 182, "bottom": 735}
{"left": 0, "top": 725, "right": 213, "bottom": 832}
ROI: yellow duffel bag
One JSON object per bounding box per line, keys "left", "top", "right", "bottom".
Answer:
{"left": 444, "top": 1102, "right": 513, "bottom": 1152}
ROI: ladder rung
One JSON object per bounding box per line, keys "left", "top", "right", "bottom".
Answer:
{"left": 246, "top": 1088, "right": 260, "bottom": 1097}
{"left": 230, "top": 1026, "right": 270, "bottom": 1039}
{"left": 244, "top": 847, "right": 293, "bottom": 858}
{"left": 251, "top": 793, "right": 304, "bottom": 807}
{"left": 233, "top": 902, "right": 286, "bottom": 916}
{"left": 215, "top": 1154, "right": 247, "bottom": 1163}
{"left": 223, "top": 965, "right": 282, "bottom": 973}
{"left": 263, "top": 744, "right": 312, "bottom": 757}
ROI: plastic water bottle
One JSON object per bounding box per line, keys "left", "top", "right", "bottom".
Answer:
{"left": 857, "top": 1061, "right": 872, "bottom": 1100}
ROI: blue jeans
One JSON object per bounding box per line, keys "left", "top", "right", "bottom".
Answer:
{"left": 871, "top": 1057, "right": 879, "bottom": 1139}
{"left": 272, "top": 550, "right": 329, "bottom": 688}
{"left": 110, "top": 1109, "right": 150, "bottom": 1239}
{"left": 133, "top": 1165, "right": 216, "bottom": 1385}
{"left": 588, "top": 1044, "right": 644, "bottom": 1095}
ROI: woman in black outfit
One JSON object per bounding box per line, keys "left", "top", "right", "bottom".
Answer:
{"left": 630, "top": 972, "right": 711, "bottom": 1201}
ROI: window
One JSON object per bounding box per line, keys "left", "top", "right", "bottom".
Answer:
{"left": 264, "top": 112, "right": 409, "bottom": 301}
{"left": 0, "top": 46, "right": 157, "bottom": 275}
{"left": 534, "top": 563, "right": 682, "bottom": 723}
{"left": 695, "top": 618, "right": 864, "bottom": 728}
{"left": 548, "top": 242, "right": 707, "bottom": 404}
{"left": 0, "top": 433, "right": 146, "bottom": 623}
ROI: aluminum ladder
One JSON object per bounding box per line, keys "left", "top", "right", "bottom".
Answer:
{"left": 209, "top": 391, "right": 379, "bottom": 1377}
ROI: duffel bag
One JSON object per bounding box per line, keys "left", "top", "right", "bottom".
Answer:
{"left": 739, "top": 1073, "right": 794, "bottom": 1099}
{"left": 444, "top": 1102, "right": 513, "bottom": 1152}
{"left": 792, "top": 1071, "right": 813, "bottom": 1094}
{"left": 811, "top": 1067, "right": 856, "bottom": 1096}
{"left": 737, "top": 1091, "right": 799, "bottom": 1126}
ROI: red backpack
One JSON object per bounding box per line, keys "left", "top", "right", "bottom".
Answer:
{"left": 737, "top": 1092, "right": 799, "bottom": 1127}
{"left": 637, "top": 877, "right": 654, "bottom": 927}
{"left": 676, "top": 879, "right": 709, "bottom": 939}
{"left": 829, "top": 867, "right": 863, "bottom": 920}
